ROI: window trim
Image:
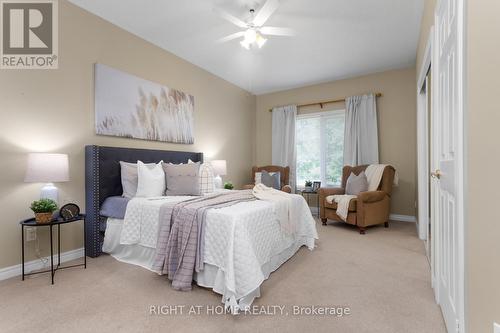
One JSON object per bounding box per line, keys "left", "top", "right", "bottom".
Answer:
{"left": 296, "top": 109, "right": 345, "bottom": 120}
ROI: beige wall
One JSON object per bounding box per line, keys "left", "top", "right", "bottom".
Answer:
{"left": 0, "top": 0, "right": 256, "bottom": 269}
{"left": 467, "top": 1, "right": 500, "bottom": 332}
{"left": 255, "top": 68, "right": 417, "bottom": 216}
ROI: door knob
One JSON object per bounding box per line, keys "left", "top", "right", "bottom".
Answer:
{"left": 431, "top": 169, "right": 442, "bottom": 179}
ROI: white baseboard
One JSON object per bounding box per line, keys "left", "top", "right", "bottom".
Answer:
{"left": 0, "top": 247, "right": 84, "bottom": 281}
{"left": 310, "top": 207, "right": 415, "bottom": 223}
{"left": 389, "top": 214, "right": 417, "bottom": 223}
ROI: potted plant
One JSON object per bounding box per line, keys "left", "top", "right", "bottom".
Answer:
{"left": 224, "top": 181, "right": 234, "bottom": 190}
{"left": 305, "top": 180, "right": 313, "bottom": 191}
{"left": 30, "top": 198, "right": 58, "bottom": 224}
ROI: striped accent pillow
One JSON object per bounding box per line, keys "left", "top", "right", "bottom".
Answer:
{"left": 189, "top": 159, "right": 215, "bottom": 195}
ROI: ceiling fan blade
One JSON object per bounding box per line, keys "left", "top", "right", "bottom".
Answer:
{"left": 252, "top": 0, "right": 280, "bottom": 27}
{"left": 217, "top": 31, "right": 245, "bottom": 43}
{"left": 260, "top": 26, "right": 294, "bottom": 36}
{"left": 215, "top": 9, "right": 248, "bottom": 28}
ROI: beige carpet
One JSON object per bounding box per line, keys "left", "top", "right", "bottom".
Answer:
{"left": 0, "top": 220, "right": 445, "bottom": 333}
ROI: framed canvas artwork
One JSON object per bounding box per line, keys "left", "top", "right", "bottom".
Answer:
{"left": 94, "top": 63, "right": 194, "bottom": 144}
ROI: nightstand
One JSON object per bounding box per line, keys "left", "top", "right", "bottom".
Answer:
{"left": 20, "top": 214, "right": 86, "bottom": 284}
{"left": 299, "top": 189, "right": 320, "bottom": 216}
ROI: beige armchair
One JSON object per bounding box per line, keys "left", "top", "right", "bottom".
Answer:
{"left": 243, "top": 166, "right": 292, "bottom": 193}
{"left": 319, "top": 165, "right": 395, "bottom": 234}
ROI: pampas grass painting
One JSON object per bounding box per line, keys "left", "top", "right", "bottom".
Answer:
{"left": 95, "top": 63, "right": 194, "bottom": 144}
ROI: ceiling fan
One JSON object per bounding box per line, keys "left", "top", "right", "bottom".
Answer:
{"left": 216, "top": 0, "right": 294, "bottom": 49}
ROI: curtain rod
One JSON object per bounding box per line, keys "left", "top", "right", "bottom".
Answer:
{"left": 267, "top": 93, "right": 383, "bottom": 112}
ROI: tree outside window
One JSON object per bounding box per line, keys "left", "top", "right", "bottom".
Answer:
{"left": 296, "top": 110, "right": 345, "bottom": 188}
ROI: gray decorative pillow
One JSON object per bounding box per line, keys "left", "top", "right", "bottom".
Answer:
{"left": 261, "top": 170, "right": 281, "bottom": 190}
{"left": 163, "top": 162, "right": 200, "bottom": 196}
{"left": 100, "top": 196, "right": 130, "bottom": 219}
{"left": 345, "top": 171, "right": 369, "bottom": 195}
{"left": 120, "top": 161, "right": 156, "bottom": 198}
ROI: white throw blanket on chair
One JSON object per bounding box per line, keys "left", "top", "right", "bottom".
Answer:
{"left": 326, "top": 195, "right": 357, "bottom": 221}
{"left": 365, "top": 164, "right": 398, "bottom": 191}
{"left": 326, "top": 164, "right": 398, "bottom": 221}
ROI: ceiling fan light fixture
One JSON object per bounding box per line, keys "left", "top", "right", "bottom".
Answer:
{"left": 256, "top": 34, "right": 267, "bottom": 48}
{"left": 244, "top": 29, "right": 257, "bottom": 44}
{"left": 240, "top": 40, "right": 250, "bottom": 50}
{"left": 239, "top": 30, "right": 266, "bottom": 50}
{"left": 217, "top": 0, "right": 290, "bottom": 50}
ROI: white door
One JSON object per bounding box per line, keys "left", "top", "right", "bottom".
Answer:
{"left": 432, "top": 0, "right": 464, "bottom": 332}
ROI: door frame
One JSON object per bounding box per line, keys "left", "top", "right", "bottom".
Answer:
{"left": 417, "top": 26, "right": 433, "bottom": 243}
{"left": 416, "top": 26, "right": 437, "bottom": 297}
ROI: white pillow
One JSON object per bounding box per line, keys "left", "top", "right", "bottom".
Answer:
{"left": 119, "top": 161, "right": 156, "bottom": 198}
{"left": 255, "top": 171, "right": 276, "bottom": 185}
{"left": 189, "top": 159, "right": 215, "bottom": 195}
{"left": 135, "top": 160, "right": 165, "bottom": 197}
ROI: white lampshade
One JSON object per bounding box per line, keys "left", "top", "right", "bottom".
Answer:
{"left": 25, "top": 153, "right": 69, "bottom": 183}
{"left": 211, "top": 160, "right": 227, "bottom": 176}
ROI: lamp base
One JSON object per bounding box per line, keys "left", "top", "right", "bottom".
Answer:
{"left": 214, "top": 175, "right": 223, "bottom": 189}
{"left": 41, "top": 183, "right": 58, "bottom": 202}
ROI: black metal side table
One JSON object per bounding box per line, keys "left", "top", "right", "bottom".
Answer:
{"left": 20, "top": 214, "right": 86, "bottom": 284}
{"left": 300, "top": 190, "right": 320, "bottom": 216}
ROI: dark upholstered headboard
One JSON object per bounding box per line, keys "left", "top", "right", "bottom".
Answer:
{"left": 85, "top": 145, "right": 203, "bottom": 257}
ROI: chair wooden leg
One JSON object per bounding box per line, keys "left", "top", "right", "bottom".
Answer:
{"left": 384, "top": 221, "right": 389, "bottom": 228}
{"left": 321, "top": 218, "right": 327, "bottom": 226}
{"left": 358, "top": 227, "right": 366, "bottom": 235}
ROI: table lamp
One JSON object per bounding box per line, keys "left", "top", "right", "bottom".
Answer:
{"left": 211, "top": 160, "right": 227, "bottom": 189}
{"left": 24, "top": 153, "right": 69, "bottom": 203}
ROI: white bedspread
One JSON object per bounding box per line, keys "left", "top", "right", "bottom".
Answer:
{"left": 119, "top": 196, "right": 193, "bottom": 248}
{"left": 202, "top": 197, "right": 317, "bottom": 308}
{"left": 106, "top": 193, "right": 318, "bottom": 311}
{"left": 252, "top": 183, "right": 299, "bottom": 235}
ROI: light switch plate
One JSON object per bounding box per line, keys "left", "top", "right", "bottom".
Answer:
{"left": 494, "top": 322, "right": 500, "bottom": 333}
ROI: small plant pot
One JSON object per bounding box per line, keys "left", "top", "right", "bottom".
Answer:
{"left": 35, "top": 212, "right": 53, "bottom": 224}
{"left": 305, "top": 186, "right": 312, "bottom": 191}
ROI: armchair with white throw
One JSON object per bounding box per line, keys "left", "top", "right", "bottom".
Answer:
{"left": 319, "top": 164, "right": 396, "bottom": 234}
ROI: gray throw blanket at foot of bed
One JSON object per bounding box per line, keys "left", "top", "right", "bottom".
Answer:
{"left": 152, "top": 190, "right": 256, "bottom": 291}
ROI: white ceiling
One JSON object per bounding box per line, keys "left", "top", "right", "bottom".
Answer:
{"left": 69, "top": 0, "right": 424, "bottom": 95}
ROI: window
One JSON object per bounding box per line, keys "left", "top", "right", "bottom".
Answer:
{"left": 296, "top": 110, "right": 345, "bottom": 188}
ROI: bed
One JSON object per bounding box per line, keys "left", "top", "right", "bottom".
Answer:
{"left": 85, "top": 145, "right": 318, "bottom": 311}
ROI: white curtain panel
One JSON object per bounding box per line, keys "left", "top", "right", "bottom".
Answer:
{"left": 343, "top": 94, "right": 379, "bottom": 166}
{"left": 272, "top": 105, "right": 297, "bottom": 192}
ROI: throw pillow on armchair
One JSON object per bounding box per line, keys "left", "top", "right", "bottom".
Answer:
{"left": 261, "top": 170, "right": 281, "bottom": 190}
{"left": 345, "top": 171, "right": 368, "bottom": 195}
